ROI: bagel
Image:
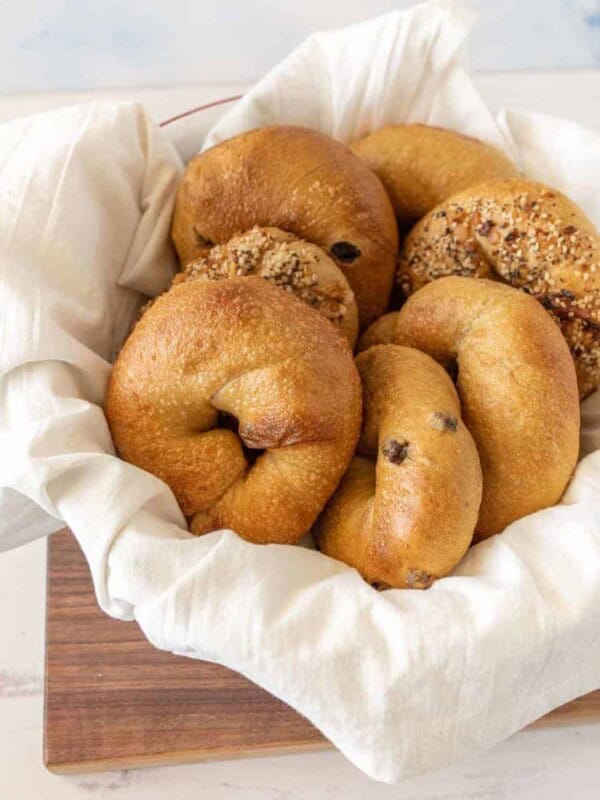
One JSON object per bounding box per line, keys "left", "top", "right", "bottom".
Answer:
{"left": 357, "top": 311, "right": 398, "bottom": 353}
{"left": 171, "top": 125, "right": 399, "bottom": 327}
{"left": 105, "top": 277, "right": 362, "bottom": 544}
{"left": 351, "top": 124, "right": 518, "bottom": 224}
{"left": 173, "top": 226, "right": 359, "bottom": 347}
{"left": 397, "top": 179, "right": 600, "bottom": 397}
{"left": 392, "top": 277, "right": 580, "bottom": 540}
{"left": 316, "top": 345, "right": 482, "bottom": 589}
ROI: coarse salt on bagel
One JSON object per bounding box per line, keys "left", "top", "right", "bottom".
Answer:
{"left": 105, "top": 276, "right": 362, "bottom": 544}
{"left": 316, "top": 345, "right": 482, "bottom": 589}
{"left": 171, "top": 125, "right": 399, "bottom": 327}
{"left": 351, "top": 123, "right": 518, "bottom": 224}
{"left": 173, "top": 226, "right": 359, "bottom": 347}
{"left": 398, "top": 179, "right": 600, "bottom": 397}
{"left": 393, "top": 276, "right": 580, "bottom": 540}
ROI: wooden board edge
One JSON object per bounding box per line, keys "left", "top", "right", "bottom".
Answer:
{"left": 43, "top": 533, "right": 57, "bottom": 772}
{"left": 44, "top": 740, "right": 331, "bottom": 774}
{"left": 44, "top": 710, "right": 600, "bottom": 775}
{"left": 43, "top": 532, "right": 600, "bottom": 774}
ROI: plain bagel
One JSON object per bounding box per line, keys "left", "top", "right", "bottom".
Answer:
{"left": 351, "top": 123, "right": 518, "bottom": 224}
{"left": 316, "top": 345, "right": 482, "bottom": 589}
{"left": 105, "top": 277, "right": 362, "bottom": 544}
{"left": 393, "top": 276, "right": 580, "bottom": 540}
{"left": 171, "top": 125, "right": 399, "bottom": 326}
{"left": 397, "top": 179, "right": 600, "bottom": 397}
{"left": 357, "top": 311, "right": 398, "bottom": 353}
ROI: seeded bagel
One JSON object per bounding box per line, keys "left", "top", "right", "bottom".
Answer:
{"left": 105, "top": 277, "right": 362, "bottom": 544}
{"left": 173, "top": 227, "right": 359, "bottom": 347}
{"left": 351, "top": 123, "right": 518, "bottom": 224}
{"left": 171, "top": 125, "right": 399, "bottom": 327}
{"left": 316, "top": 345, "right": 482, "bottom": 589}
{"left": 393, "top": 277, "right": 580, "bottom": 540}
{"left": 357, "top": 311, "right": 399, "bottom": 353}
{"left": 398, "top": 179, "right": 600, "bottom": 397}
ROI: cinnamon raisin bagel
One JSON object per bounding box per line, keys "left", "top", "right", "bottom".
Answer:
{"left": 316, "top": 345, "right": 482, "bottom": 589}
{"left": 393, "top": 277, "right": 580, "bottom": 540}
{"left": 351, "top": 124, "right": 518, "bottom": 224}
{"left": 173, "top": 226, "right": 359, "bottom": 346}
{"left": 171, "top": 125, "right": 399, "bottom": 327}
{"left": 105, "top": 277, "right": 362, "bottom": 544}
{"left": 357, "top": 311, "right": 398, "bottom": 353}
{"left": 397, "top": 179, "right": 600, "bottom": 397}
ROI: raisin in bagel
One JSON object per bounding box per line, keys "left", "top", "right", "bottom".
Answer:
{"left": 171, "top": 125, "right": 399, "bottom": 327}
{"left": 357, "top": 311, "right": 399, "bottom": 353}
{"left": 351, "top": 124, "right": 518, "bottom": 225}
{"left": 398, "top": 179, "right": 600, "bottom": 397}
{"left": 316, "top": 345, "right": 482, "bottom": 589}
{"left": 173, "top": 226, "right": 359, "bottom": 346}
{"left": 105, "top": 277, "right": 362, "bottom": 544}
{"left": 393, "top": 277, "right": 580, "bottom": 540}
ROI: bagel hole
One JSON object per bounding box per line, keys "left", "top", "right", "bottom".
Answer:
{"left": 217, "top": 411, "right": 265, "bottom": 466}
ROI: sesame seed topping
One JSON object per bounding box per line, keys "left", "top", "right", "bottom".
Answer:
{"left": 181, "top": 226, "right": 351, "bottom": 324}
{"left": 397, "top": 187, "right": 600, "bottom": 393}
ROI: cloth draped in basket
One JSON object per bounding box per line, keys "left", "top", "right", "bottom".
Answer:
{"left": 1, "top": 0, "right": 600, "bottom": 784}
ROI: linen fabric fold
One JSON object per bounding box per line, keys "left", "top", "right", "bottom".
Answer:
{"left": 1, "top": 0, "right": 600, "bottom": 783}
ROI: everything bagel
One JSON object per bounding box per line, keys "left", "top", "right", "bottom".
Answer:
{"left": 174, "top": 226, "right": 359, "bottom": 346}
{"left": 351, "top": 123, "right": 518, "bottom": 224}
{"left": 397, "top": 179, "right": 600, "bottom": 397}
{"left": 393, "top": 277, "right": 580, "bottom": 540}
{"left": 316, "top": 345, "right": 482, "bottom": 589}
{"left": 105, "top": 277, "right": 362, "bottom": 544}
{"left": 171, "top": 125, "right": 399, "bottom": 326}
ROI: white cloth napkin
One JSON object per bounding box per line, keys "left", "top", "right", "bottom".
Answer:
{"left": 2, "top": 0, "right": 600, "bottom": 784}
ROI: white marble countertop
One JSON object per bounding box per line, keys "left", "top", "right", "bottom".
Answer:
{"left": 2, "top": 74, "right": 600, "bottom": 799}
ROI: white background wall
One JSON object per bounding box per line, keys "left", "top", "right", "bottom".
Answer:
{"left": 1, "top": 0, "right": 599, "bottom": 93}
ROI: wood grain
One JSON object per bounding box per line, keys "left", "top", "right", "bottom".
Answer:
{"left": 44, "top": 529, "right": 600, "bottom": 774}
{"left": 44, "top": 530, "right": 325, "bottom": 773}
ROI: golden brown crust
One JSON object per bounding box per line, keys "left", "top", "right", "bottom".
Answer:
{"left": 357, "top": 311, "right": 399, "bottom": 353}
{"left": 174, "top": 227, "right": 359, "bottom": 347}
{"left": 393, "top": 277, "right": 580, "bottom": 540}
{"left": 351, "top": 124, "right": 518, "bottom": 223}
{"left": 171, "top": 125, "right": 399, "bottom": 327}
{"left": 105, "top": 277, "right": 362, "bottom": 544}
{"left": 316, "top": 345, "right": 482, "bottom": 588}
{"left": 398, "top": 179, "right": 600, "bottom": 397}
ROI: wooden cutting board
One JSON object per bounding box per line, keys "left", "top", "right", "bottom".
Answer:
{"left": 44, "top": 529, "right": 600, "bottom": 774}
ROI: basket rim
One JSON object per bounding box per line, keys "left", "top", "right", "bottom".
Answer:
{"left": 159, "top": 95, "right": 242, "bottom": 128}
